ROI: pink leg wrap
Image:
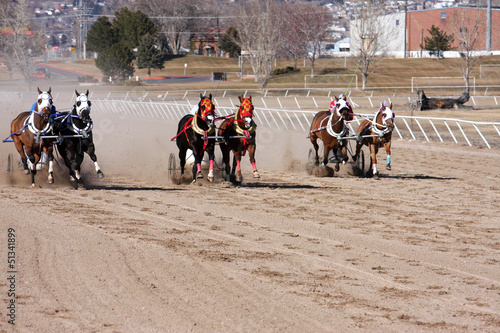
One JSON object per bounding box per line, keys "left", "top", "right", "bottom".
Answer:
{"left": 209, "top": 160, "right": 214, "bottom": 172}
{"left": 252, "top": 162, "right": 257, "bottom": 172}
{"left": 197, "top": 163, "right": 202, "bottom": 173}
{"left": 236, "top": 160, "right": 241, "bottom": 172}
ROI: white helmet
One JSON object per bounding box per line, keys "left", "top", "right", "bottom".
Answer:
{"left": 338, "top": 93, "right": 346, "bottom": 99}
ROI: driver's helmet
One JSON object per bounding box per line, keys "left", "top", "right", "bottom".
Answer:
{"left": 338, "top": 93, "right": 346, "bottom": 100}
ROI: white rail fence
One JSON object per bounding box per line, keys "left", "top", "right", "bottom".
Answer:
{"left": 5, "top": 88, "right": 500, "bottom": 110}
{"left": 93, "top": 100, "right": 500, "bottom": 149}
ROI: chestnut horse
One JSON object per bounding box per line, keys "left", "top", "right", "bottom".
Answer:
{"left": 309, "top": 98, "right": 351, "bottom": 172}
{"left": 10, "top": 88, "right": 55, "bottom": 186}
{"left": 56, "top": 90, "right": 104, "bottom": 187}
{"left": 174, "top": 94, "right": 216, "bottom": 183}
{"left": 353, "top": 102, "right": 395, "bottom": 179}
{"left": 218, "top": 95, "right": 259, "bottom": 182}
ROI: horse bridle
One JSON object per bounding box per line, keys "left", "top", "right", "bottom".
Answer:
{"left": 371, "top": 108, "right": 394, "bottom": 136}
{"left": 198, "top": 97, "right": 215, "bottom": 122}
{"left": 236, "top": 98, "right": 255, "bottom": 132}
{"left": 36, "top": 92, "right": 53, "bottom": 121}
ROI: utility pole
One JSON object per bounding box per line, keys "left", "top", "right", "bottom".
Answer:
{"left": 487, "top": 0, "right": 491, "bottom": 52}
{"left": 76, "top": 0, "right": 91, "bottom": 59}
{"left": 403, "top": 0, "right": 407, "bottom": 58}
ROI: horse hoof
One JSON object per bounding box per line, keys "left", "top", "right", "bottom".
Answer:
{"left": 196, "top": 172, "right": 203, "bottom": 179}
{"left": 97, "top": 170, "right": 105, "bottom": 179}
{"left": 31, "top": 183, "right": 36, "bottom": 188}
{"left": 236, "top": 176, "right": 243, "bottom": 182}
{"left": 69, "top": 175, "right": 76, "bottom": 181}
{"left": 24, "top": 169, "right": 30, "bottom": 175}
{"left": 207, "top": 176, "right": 214, "bottom": 183}
{"left": 47, "top": 178, "right": 54, "bottom": 184}
{"left": 373, "top": 172, "right": 380, "bottom": 180}
{"left": 334, "top": 164, "right": 340, "bottom": 172}
{"left": 386, "top": 164, "right": 391, "bottom": 170}
{"left": 253, "top": 172, "right": 260, "bottom": 178}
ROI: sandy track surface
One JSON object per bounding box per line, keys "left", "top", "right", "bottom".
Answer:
{"left": 0, "top": 94, "right": 499, "bottom": 332}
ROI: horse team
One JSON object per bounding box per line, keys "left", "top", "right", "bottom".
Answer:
{"left": 7, "top": 88, "right": 394, "bottom": 188}
{"left": 9, "top": 87, "right": 104, "bottom": 188}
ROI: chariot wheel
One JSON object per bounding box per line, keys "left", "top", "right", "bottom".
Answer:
{"left": 7, "top": 153, "right": 13, "bottom": 172}
{"left": 356, "top": 149, "right": 366, "bottom": 177}
{"left": 168, "top": 153, "right": 176, "bottom": 180}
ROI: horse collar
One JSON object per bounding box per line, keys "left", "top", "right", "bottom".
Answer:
{"left": 326, "top": 113, "right": 347, "bottom": 139}
{"left": 192, "top": 114, "right": 214, "bottom": 136}
{"left": 27, "top": 110, "right": 52, "bottom": 135}
{"left": 69, "top": 113, "right": 93, "bottom": 137}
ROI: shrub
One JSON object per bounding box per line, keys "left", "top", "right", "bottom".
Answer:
{"left": 272, "top": 66, "right": 300, "bottom": 76}
{"left": 77, "top": 75, "right": 98, "bottom": 83}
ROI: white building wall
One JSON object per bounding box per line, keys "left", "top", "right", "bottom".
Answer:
{"left": 350, "top": 12, "right": 406, "bottom": 58}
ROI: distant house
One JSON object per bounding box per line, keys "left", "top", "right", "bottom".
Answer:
{"left": 190, "top": 28, "right": 229, "bottom": 57}
{"left": 333, "top": 37, "right": 350, "bottom": 52}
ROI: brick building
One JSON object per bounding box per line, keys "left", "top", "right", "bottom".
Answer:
{"left": 407, "top": 7, "right": 500, "bottom": 55}
{"left": 190, "top": 28, "right": 229, "bottom": 57}
{"left": 350, "top": 7, "right": 500, "bottom": 58}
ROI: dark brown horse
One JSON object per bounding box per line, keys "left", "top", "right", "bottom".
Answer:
{"left": 218, "top": 95, "right": 259, "bottom": 182}
{"left": 309, "top": 97, "right": 351, "bottom": 172}
{"left": 353, "top": 102, "right": 395, "bottom": 180}
{"left": 56, "top": 90, "right": 104, "bottom": 188}
{"left": 10, "top": 87, "right": 55, "bottom": 186}
{"left": 173, "top": 94, "right": 216, "bottom": 183}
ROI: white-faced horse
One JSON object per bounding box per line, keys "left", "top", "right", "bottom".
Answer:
{"left": 353, "top": 102, "right": 395, "bottom": 179}
{"left": 56, "top": 90, "right": 104, "bottom": 187}
{"left": 10, "top": 87, "right": 55, "bottom": 186}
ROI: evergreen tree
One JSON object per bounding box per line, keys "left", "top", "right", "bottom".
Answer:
{"left": 112, "top": 7, "right": 157, "bottom": 50}
{"left": 95, "top": 42, "right": 135, "bottom": 80}
{"left": 87, "top": 16, "right": 117, "bottom": 53}
{"left": 220, "top": 26, "right": 241, "bottom": 58}
{"left": 422, "top": 25, "right": 454, "bottom": 58}
{"left": 136, "top": 34, "right": 166, "bottom": 77}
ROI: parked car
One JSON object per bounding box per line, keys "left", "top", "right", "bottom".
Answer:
{"left": 31, "top": 68, "right": 50, "bottom": 79}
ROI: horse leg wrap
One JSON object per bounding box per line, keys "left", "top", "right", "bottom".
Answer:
{"left": 236, "top": 160, "right": 241, "bottom": 173}
{"left": 196, "top": 163, "right": 203, "bottom": 178}
{"left": 27, "top": 156, "right": 35, "bottom": 171}
{"left": 252, "top": 162, "right": 260, "bottom": 178}
{"left": 372, "top": 163, "right": 378, "bottom": 176}
{"left": 47, "top": 161, "right": 54, "bottom": 184}
{"left": 386, "top": 155, "right": 391, "bottom": 164}
{"left": 207, "top": 160, "right": 214, "bottom": 182}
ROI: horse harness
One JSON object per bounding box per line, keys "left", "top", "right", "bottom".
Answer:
{"left": 171, "top": 98, "right": 216, "bottom": 152}
{"left": 369, "top": 109, "right": 394, "bottom": 137}
{"left": 56, "top": 110, "right": 93, "bottom": 139}
{"left": 311, "top": 112, "right": 349, "bottom": 141}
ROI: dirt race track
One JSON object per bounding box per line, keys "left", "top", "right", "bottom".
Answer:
{"left": 0, "top": 93, "right": 499, "bottom": 332}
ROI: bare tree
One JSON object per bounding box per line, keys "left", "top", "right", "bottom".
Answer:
{"left": 450, "top": 8, "right": 486, "bottom": 93}
{"left": 283, "top": 2, "right": 331, "bottom": 77}
{"left": 136, "top": 0, "right": 205, "bottom": 55}
{"left": 0, "top": 0, "right": 45, "bottom": 82}
{"left": 349, "top": 0, "right": 394, "bottom": 90}
{"left": 232, "top": 0, "right": 282, "bottom": 88}
{"left": 279, "top": 4, "right": 309, "bottom": 70}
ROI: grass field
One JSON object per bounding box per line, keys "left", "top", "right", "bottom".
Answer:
{"left": 2, "top": 54, "right": 500, "bottom": 94}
